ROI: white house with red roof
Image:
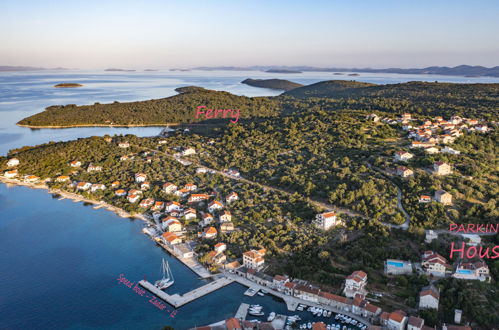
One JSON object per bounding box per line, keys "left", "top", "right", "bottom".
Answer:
{"left": 397, "top": 166, "right": 414, "bottom": 178}
{"left": 188, "top": 194, "right": 209, "bottom": 203}
{"left": 76, "top": 182, "right": 92, "bottom": 191}
{"left": 70, "top": 160, "right": 81, "bottom": 167}
{"left": 343, "top": 270, "right": 368, "bottom": 298}
{"left": 118, "top": 142, "right": 130, "bottom": 148}
{"left": 115, "top": 189, "right": 127, "bottom": 196}
{"left": 214, "top": 243, "right": 227, "bottom": 254}
{"left": 421, "top": 251, "right": 452, "bottom": 277}
{"left": 162, "top": 217, "right": 182, "bottom": 232}
{"left": 453, "top": 260, "right": 490, "bottom": 281}
{"left": 90, "top": 183, "right": 106, "bottom": 192}
{"left": 151, "top": 201, "right": 164, "bottom": 211}
{"left": 161, "top": 232, "right": 181, "bottom": 245}
{"left": 140, "top": 182, "right": 151, "bottom": 190}
{"left": 199, "top": 226, "right": 217, "bottom": 239}
{"left": 387, "top": 310, "right": 408, "bottom": 330}
{"left": 139, "top": 198, "right": 154, "bottom": 209}
{"left": 184, "top": 183, "right": 197, "bottom": 191}
{"left": 87, "top": 164, "right": 102, "bottom": 172}
{"left": 165, "top": 201, "right": 181, "bottom": 212}
{"left": 135, "top": 173, "right": 147, "bottom": 183}
{"left": 226, "top": 192, "right": 239, "bottom": 203}
{"left": 199, "top": 213, "right": 214, "bottom": 227}
{"left": 183, "top": 208, "right": 197, "bottom": 220}
{"left": 219, "top": 210, "right": 232, "bottom": 223}
{"left": 162, "top": 182, "right": 177, "bottom": 194}
{"left": 208, "top": 200, "right": 223, "bottom": 213}
{"left": 242, "top": 248, "right": 266, "bottom": 270}
{"left": 314, "top": 211, "right": 342, "bottom": 230}
{"left": 433, "top": 162, "right": 452, "bottom": 176}
{"left": 419, "top": 195, "right": 432, "bottom": 203}
{"left": 4, "top": 169, "right": 18, "bottom": 178}
{"left": 127, "top": 194, "right": 140, "bottom": 203}
{"left": 394, "top": 151, "right": 414, "bottom": 162}
{"left": 419, "top": 285, "right": 439, "bottom": 309}
{"left": 7, "top": 158, "right": 19, "bottom": 167}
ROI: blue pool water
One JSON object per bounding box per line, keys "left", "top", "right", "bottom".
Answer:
{"left": 457, "top": 269, "right": 473, "bottom": 275}
{"left": 387, "top": 261, "right": 405, "bottom": 268}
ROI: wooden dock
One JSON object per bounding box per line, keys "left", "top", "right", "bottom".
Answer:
{"left": 139, "top": 277, "right": 234, "bottom": 308}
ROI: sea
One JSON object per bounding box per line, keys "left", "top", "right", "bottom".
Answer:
{"left": 1, "top": 70, "right": 498, "bottom": 330}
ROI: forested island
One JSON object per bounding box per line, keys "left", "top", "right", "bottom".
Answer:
{"left": 241, "top": 78, "right": 303, "bottom": 91}
{"left": 17, "top": 80, "right": 499, "bottom": 128}
{"left": 54, "top": 83, "right": 83, "bottom": 88}
{"left": 265, "top": 69, "right": 302, "bottom": 73}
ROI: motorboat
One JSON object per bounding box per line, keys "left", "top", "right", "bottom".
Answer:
{"left": 267, "top": 312, "right": 276, "bottom": 321}
{"left": 307, "top": 322, "right": 312, "bottom": 329}
{"left": 327, "top": 311, "right": 332, "bottom": 317}
{"left": 257, "top": 291, "right": 265, "bottom": 296}
{"left": 323, "top": 310, "right": 328, "bottom": 317}
{"left": 154, "top": 258, "right": 174, "bottom": 290}
{"left": 248, "top": 309, "right": 264, "bottom": 316}
{"left": 261, "top": 289, "right": 269, "bottom": 294}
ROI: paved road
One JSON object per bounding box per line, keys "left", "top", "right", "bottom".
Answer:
{"left": 366, "top": 162, "right": 410, "bottom": 230}
{"left": 135, "top": 143, "right": 364, "bottom": 218}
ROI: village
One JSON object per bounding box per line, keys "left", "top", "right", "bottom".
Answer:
{"left": 2, "top": 121, "right": 493, "bottom": 330}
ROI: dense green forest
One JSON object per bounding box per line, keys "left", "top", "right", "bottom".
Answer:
{"left": 17, "top": 86, "right": 284, "bottom": 127}
{"left": 17, "top": 81, "right": 499, "bottom": 127}
{"left": 241, "top": 78, "right": 304, "bottom": 91}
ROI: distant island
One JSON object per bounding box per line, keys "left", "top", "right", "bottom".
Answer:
{"left": 195, "top": 65, "right": 499, "bottom": 77}
{"left": 241, "top": 78, "right": 303, "bottom": 91}
{"left": 104, "top": 68, "right": 136, "bottom": 72}
{"left": 170, "top": 68, "right": 191, "bottom": 72}
{"left": 16, "top": 80, "right": 499, "bottom": 128}
{"left": 333, "top": 73, "right": 344, "bottom": 75}
{"left": 54, "top": 83, "right": 83, "bottom": 88}
{"left": 0, "top": 66, "right": 68, "bottom": 72}
{"left": 265, "top": 69, "right": 302, "bottom": 74}
{"left": 144, "top": 69, "right": 158, "bottom": 72}
{"left": 348, "top": 73, "right": 360, "bottom": 76}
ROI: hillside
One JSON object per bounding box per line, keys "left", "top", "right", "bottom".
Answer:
{"left": 17, "top": 87, "right": 283, "bottom": 127}
{"left": 241, "top": 78, "right": 303, "bottom": 91}
{"left": 284, "top": 81, "right": 499, "bottom": 120}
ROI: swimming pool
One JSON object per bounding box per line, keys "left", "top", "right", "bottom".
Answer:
{"left": 387, "top": 261, "right": 405, "bottom": 268}
{"left": 457, "top": 269, "right": 473, "bottom": 275}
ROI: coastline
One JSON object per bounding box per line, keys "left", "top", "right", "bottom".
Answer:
{"left": 0, "top": 176, "right": 213, "bottom": 279}
{"left": 16, "top": 123, "right": 180, "bottom": 129}
{"left": 0, "top": 177, "right": 147, "bottom": 221}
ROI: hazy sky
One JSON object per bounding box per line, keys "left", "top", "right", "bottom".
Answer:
{"left": 1, "top": 0, "right": 498, "bottom": 69}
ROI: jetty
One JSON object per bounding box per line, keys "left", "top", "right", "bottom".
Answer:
{"left": 234, "top": 303, "right": 249, "bottom": 320}
{"left": 157, "top": 242, "right": 211, "bottom": 278}
{"left": 139, "top": 277, "right": 234, "bottom": 308}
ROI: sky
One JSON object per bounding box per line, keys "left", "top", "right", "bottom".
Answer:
{"left": 0, "top": 0, "right": 498, "bottom": 69}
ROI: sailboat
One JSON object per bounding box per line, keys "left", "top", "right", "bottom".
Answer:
{"left": 155, "top": 258, "right": 174, "bottom": 290}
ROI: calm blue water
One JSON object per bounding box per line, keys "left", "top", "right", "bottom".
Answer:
{"left": 1, "top": 70, "right": 498, "bottom": 329}
{"left": 1, "top": 69, "right": 498, "bottom": 155}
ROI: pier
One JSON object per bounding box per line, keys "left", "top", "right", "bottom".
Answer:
{"left": 234, "top": 303, "right": 249, "bottom": 320}
{"left": 139, "top": 277, "right": 234, "bottom": 308}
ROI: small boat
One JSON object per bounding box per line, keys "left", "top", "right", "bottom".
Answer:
{"left": 327, "top": 325, "right": 331, "bottom": 330}
{"left": 297, "top": 306, "right": 304, "bottom": 311}
{"left": 267, "top": 312, "right": 276, "bottom": 321}
{"left": 257, "top": 291, "right": 265, "bottom": 296}
{"left": 307, "top": 322, "right": 312, "bottom": 329}
{"left": 261, "top": 289, "right": 269, "bottom": 294}
{"left": 248, "top": 311, "right": 264, "bottom": 316}
{"left": 327, "top": 311, "right": 332, "bottom": 317}
{"left": 250, "top": 304, "right": 262, "bottom": 308}
{"left": 323, "top": 310, "right": 328, "bottom": 317}
{"left": 154, "top": 258, "right": 174, "bottom": 289}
